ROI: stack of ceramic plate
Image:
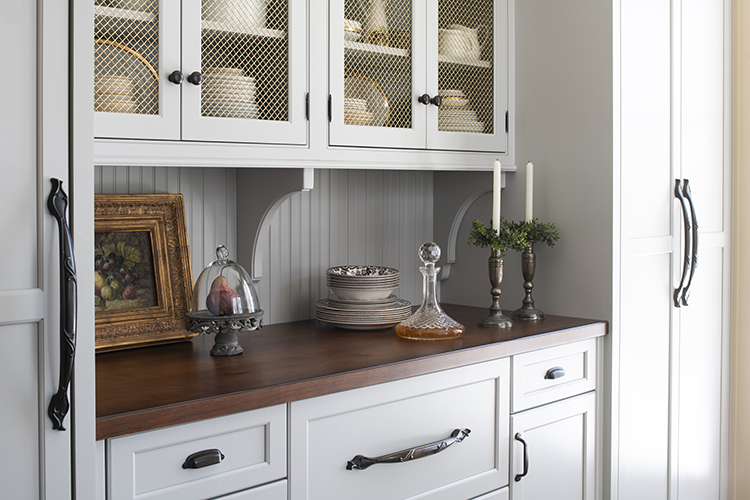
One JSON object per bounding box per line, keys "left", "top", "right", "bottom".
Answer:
{"left": 344, "top": 98, "right": 372, "bottom": 126}
{"left": 344, "top": 19, "right": 363, "bottom": 41}
{"left": 95, "top": 75, "right": 137, "bottom": 114}
{"left": 438, "top": 89, "right": 484, "bottom": 133}
{"left": 202, "top": 67, "right": 259, "bottom": 119}
{"left": 316, "top": 265, "right": 412, "bottom": 330}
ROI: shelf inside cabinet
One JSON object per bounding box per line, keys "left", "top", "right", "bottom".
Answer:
{"left": 95, "top": 5, "right": 156, "bottom": 23}
{"left": 202, "top": 19, "right": 286, "bottom": 40}
{"left": 438, "top": 54, "right": 491, "bottom": 69}
{"left": 344, "top": 40, "right": 410, "bottom": 59}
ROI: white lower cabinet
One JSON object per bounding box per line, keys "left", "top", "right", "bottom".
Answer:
{"left": 102, "top": 339, "right": 599, "bottom": 500}
{"left": 216, "top": 480, "right": 288, "bottom": 499}
{"left": 106, "top": 404, "right": 287, "bottom": 500}
{"left": 509, "top": 340, "right": 597, "bottom": 500}
{"left": 289, "top": 359, "right": 511, "bottom": 500}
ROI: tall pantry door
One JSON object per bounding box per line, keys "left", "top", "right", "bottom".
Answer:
{"left": 0, "top": 1, "right": 76, "bottom": 498}
{"left": 616, "top": 0, "right": 731, "bottom": 499}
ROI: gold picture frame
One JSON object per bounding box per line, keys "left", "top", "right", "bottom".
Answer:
{"left": 94, "top": 194, "right": 195, "bottom": 351}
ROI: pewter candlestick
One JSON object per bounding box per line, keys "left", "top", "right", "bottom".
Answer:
{"left": 478, "top": 249, "right": 513, "bottom": 328}
{"left": 512, "top": 244, "right": 545, "bottom": 320}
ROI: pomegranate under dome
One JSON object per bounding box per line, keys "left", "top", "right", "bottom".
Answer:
{"left": 186, "top": 245, "right": 263, "bottom": 356}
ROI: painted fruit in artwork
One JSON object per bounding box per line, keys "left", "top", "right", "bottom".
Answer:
{"left": 123, "top": 286, "right": 137, "bottom": 300}
{"left": 206, "top": 275, "right": 239, "bottom": 315}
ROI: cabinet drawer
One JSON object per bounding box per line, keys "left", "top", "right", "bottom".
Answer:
{"left": 511, "top": 339, "right": 597, "bottom": 412}
{"left": 290, "top": 359, "right": 510, "bottom": 500}
{"left": 107, "top": 404, "right": 286, "bottom": 500}
{"left": 218, "top": 479, "right": 287, "bottom": 499}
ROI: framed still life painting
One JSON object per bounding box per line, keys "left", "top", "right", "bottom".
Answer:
{"left": 94, "top": 194, "right": 194, "bottom": 351}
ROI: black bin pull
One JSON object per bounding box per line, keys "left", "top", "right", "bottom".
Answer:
{"left": 182, "top": 449, "right": 225, "bottom": 469}
{"left": 544, "top": 366, "right": 566, "bottom": 380}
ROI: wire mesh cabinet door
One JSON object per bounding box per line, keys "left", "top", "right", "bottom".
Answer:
{"left": 94, "top": 0, "right": 182, "bottom": 140}
{"left": 426, "top": 0, "right": 508, "bottom": 153}
{"left": 181, "top": 0, "right": 309, "bottom": 145}
{"left": 329, "top": 0, "right": 428, "bottom": 149}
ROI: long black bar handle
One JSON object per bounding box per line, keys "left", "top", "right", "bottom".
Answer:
{"left": 673, "top": 179, "right": 692, "bottom": 308}
{"left": 47, "top": 179, "right": 77, "bottom": 431}
{"left": 346, "top": 428, "right": 471, "bottom": 470}
{"left": 682, "top": 179, "right": 698, "bottom": 306}
{"left": 514, "top": 432, "right": 529, "bottom": 482}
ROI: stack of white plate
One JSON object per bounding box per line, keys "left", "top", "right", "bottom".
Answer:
{"left": 316, "top": 265, "right": 412, "bottom": 330}
{"left": 202, "top": 67, "right": 259, "bottom": 119}
{"left": 438, "top": 89, "right": 484, "bottom": 133}
{"left": 344, "top": 19, "right": 363, "bottom": 41}
{"left": 344, "top": 97, "right": 372, "bottom": 126}
{"left": 95, "top": 75, "right": 137, "bottom": 114}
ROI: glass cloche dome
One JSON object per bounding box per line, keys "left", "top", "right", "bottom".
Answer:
{"left": 190, "top": 245, "right": 261, "bottom": 316}
{"left": 186, "top": 245, "right": 263, "bottom": 356}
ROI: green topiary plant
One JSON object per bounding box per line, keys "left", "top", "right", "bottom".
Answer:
{"left": 466, "top": 217, "right": 529, "bottom": 256}
{"left": 509, "top": 218, "right": 560, "bottom": 248}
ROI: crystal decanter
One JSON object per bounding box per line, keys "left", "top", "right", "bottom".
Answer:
{"left": 395, "top": 242, "right": 465, "bottom": 340}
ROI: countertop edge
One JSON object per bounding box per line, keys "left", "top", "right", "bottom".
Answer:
{"left": 96, "top": 320, "right": 606, "bottom": 440}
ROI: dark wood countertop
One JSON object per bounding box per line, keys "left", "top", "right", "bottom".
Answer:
{"left": 95, "top": 304, "right": 606, "bottom": 440}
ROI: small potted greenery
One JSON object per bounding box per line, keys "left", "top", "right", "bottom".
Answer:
{"left": 467, "top": 217, "right": 529, "bottom": 327}
{"left": 466, "top": 217, "right": 529, "bottom": 256}
{"left": 367, "top": 26, "right": 389, "bottom": 46}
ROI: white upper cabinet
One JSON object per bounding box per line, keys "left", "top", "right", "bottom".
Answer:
{"left": 92, "top": 0, "right": 513, "bottom": 167}
{"left": 94, "top": 0, "right": 308, "bottom": 146}
{"left": 329, "top": 0, "right": 507, "bottom": 153}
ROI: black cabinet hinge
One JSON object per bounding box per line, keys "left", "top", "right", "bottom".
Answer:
{"left": 306, "top": 92, "right": 310, "bottom": 121}
{"left": 505, "top": 111, "right": 509, "bottom": 133}
{"left": 328, "top": 95, "right": 332, "bottom": 122}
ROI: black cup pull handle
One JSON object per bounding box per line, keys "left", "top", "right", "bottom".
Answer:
{"left": 346, "top": 428, "right": 471, "bottom": 470}
{"left": 682, "top": 179, "right": 698, "bottom": 306}
{"left": 182, "top": 449, "right": 225, "bottom": 469}
{"left": 674, "top": 179, "right": 692, "bottom": 307}
{"left": 544, "top": 366, "right": 566, "bottom": 380}
{"left": 47, "top": 179, "right": 77, "bottom": 431}
{"left": 515, "top": 432, "right": 529, "bottom": 482}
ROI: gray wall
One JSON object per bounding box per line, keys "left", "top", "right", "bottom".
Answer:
{"left": 95, "top": 166, "right": 433, "bottom": 325}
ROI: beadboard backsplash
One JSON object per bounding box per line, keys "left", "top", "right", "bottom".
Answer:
{"left": 95, "top": 166, "right": 433, "bottom": 325}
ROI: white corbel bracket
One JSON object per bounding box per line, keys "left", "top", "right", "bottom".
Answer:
{"left": 236, "top": 168, "right": 314, "bottom": 282}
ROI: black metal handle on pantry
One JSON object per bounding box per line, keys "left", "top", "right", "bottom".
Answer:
{"left": 682, "top": 179, "right": 698, "bottom": 306}
{"left": 544, "top": 366, "right": 566, "bottom": 380}
{"left": 182, "top": 449, "right": 225, "bottom": 469}
{"left": 187, "top": 71, "right": 203, "bottom": 85}
{"left": 514, "top": 433, "right": 529, "bottom": 482}
{"left": 47, "top": 179, "right": 77, "bottom": 431}
{"left": 168, "top": 70, "right": 184, "bottom": 85}
{"left": 346, "top": 428, "right": 470, "bottom": 471}
{"left": 674, "top": 179, "right": 692, "bottom": 308}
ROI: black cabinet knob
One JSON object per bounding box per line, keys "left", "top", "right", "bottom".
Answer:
{"left": 430, "top": 95, "right": 442, "bottom": 107}
{"left": 187, "top": 71, "right": 203, "bottom": 86}
{"left": 168, "top": 70, "right": 184, "bottom": 85}
{"left": 418, "top": 93, "right": 431, "bottom": 105}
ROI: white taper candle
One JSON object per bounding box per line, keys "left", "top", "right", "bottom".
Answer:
{"left": 493, "top": 160, "right": 502, "bottom": 232}
{"left": 525, "top": 161, "right": 534, "bottom": 221}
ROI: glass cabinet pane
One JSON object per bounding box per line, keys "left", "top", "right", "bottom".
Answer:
{"left": 94, "top": 0, "right": 159, "bottom": 116}
{"left": 343, "top": 0, "right": 413, "bottom": 130}
{"left": 437, "top": 0, "right": 493, "bottom": 135}
{"left": 200, "top": 0, "right": 288, "bottom": 123}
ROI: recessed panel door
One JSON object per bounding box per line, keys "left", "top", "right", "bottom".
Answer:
{"left": 94, "top": 0, "right": 182, "bottom": 140}
{"left": 181, "top": 0, "right": 308, "bottom": 145}
{"left": 329, "top": 0, "right": 427, "bottom": 149}
{"left": 427, "top": 0, "right": 507, "bottom": 153}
